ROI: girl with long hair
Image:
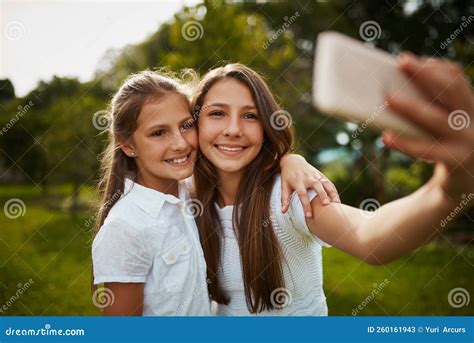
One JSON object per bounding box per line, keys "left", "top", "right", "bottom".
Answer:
{"left": 91, "top": 70, "right": 210, "bottom": 316}
{"left": 192, "top": 60, "right": 473, "bottom": 315}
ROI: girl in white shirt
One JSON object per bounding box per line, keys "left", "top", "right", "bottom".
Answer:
{"left": 92, "top": 70, "right": 339, "bottom": 316}
{"left": 191, "top": 60, "right": 474, "bottom": 315}
{"left": 92, "top": 70, "right": 210, "bottom": 316}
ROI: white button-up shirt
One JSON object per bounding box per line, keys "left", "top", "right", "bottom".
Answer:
{"left": 92, "top": 178, "right": 210, "bottom": 316}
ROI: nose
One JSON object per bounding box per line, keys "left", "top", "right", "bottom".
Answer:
{"left": 223, "top": 114, "right": 242, "bottom": 137}
{"left": 170, "top": 130, "right": 188, "bottom": 151}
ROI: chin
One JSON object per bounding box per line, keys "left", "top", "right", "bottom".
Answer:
{"left": 215, "top": 162, "right": 247, "bottom": 175}
{"left": 170, "top": 167, "right": 194, "bottom": 180}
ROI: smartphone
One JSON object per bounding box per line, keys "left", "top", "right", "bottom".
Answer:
{"left": 313, "top": 31, "right": 425, "bottom": 137}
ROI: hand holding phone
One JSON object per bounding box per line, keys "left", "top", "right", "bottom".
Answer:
{"left": 313, "top": 31, "right": 425, "bottom": 137}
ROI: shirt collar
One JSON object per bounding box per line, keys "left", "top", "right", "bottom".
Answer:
{"left": 123, "top": 178, "right": 187, "bottom": 218}
{"left": 214, "top": 203, "right": 238, "bottom": 221}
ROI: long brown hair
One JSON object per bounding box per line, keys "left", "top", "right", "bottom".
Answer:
{"left": 191, "top": 63, "right": 293, "bottom": 313}
{"left": 91, "top": 70, "right": 190, "bottom": 291}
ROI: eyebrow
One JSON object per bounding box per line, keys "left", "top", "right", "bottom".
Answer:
{"left": 146, "top": 117, "right": 194, "bottom": 131}
{"left": 206, "top": 103, "right": 257, "bottom": 110}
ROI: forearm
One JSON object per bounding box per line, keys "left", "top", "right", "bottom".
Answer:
{"left": 360, "top": 181, "right": 456, "bottom": 264}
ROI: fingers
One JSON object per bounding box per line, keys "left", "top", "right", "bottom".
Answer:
{"left": 310, "top": 182, "right": 330, "bottom": 207}
{"left": 281, "top": 180, "right": 292, "bottom": 214}
{"left": 321, "top": 179, "right": 341, "bottom": 203}
{"left": 398, "top": 52, "right": 473, "bottom": 113}
{"left": 295, "top": 187, "right": 313, "bottom": 218}
{"left": 382, "top": 130, "right": 457, "bottom": 165}
{"left": 386, "top": 93, "right": 452, "bottom": 138}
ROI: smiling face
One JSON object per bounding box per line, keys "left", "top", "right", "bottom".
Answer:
{"left": 121, "top": 93, "right": 198, "bottom": 193}
{"left": 198, "top": 78, "right": 264, "bottom": 180}
{"left": 191, "top": 65, "right": 295, "bottom": 311}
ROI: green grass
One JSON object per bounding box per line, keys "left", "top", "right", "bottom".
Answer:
{"left": 0, "top": 185, "right": 472, "bottom": 315}
{"left": 0, "top": 185, "right": 100, "bottom": 315}
{"left": 323, "top": 244, "right": 473, "bottom": 315}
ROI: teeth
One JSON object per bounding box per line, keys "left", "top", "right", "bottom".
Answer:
{"left": 166, "top": 156, "right": 188, "bottom": 164}
{"left": 217, "top": 145, "right": 243, "bottom": 152}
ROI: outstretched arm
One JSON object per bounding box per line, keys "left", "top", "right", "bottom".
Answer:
{"left": 304, "top": 53, "right": 473, "bottom": 264}
{"left": 306, "top": 178, "right": 454, "bottom": 264}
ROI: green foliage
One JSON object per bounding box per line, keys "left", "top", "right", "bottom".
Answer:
{"left": 0, "top": 77, "right": 106, "bottom": 202}
{"left": 101, "top": 3, "right": 299, "bottom": 91}
{"left": 0, "top": 79, "right": 15, "bottom": 101}
{"left": 385, "top": 162, "right": 427, "bottom": 198}
{"left": 2, "top": 0, "right": 472, "bottom": 193}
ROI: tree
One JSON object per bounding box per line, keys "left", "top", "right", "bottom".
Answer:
{"left": 0, "top": 79, "right": 15, "bottom": 101}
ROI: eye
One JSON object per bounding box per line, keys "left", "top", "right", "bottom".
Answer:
{"left": 151, "top": 130, "right": 164, "bottom": 137}
{"left": 242, "top": 113, "right": 258, "bottom": 119}
{"left": 180, "top": 120, "right": 195, "bottom": 131}
{"left": 209, "top": 111, "right": 224, "bottom": 117}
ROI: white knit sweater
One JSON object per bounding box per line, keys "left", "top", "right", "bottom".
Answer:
{"left": 214, "top": 175, "right": 330, "bottom": 316}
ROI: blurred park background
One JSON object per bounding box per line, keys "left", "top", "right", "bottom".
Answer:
{"left": 0, "top": 0, "right": 473, "bottom": 315}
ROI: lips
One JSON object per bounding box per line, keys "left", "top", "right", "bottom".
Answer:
{"left": 164, "top": 152, "right": 192, "bottom": 165}
{"left": 214, "top": 144, "right": 247, "bottom": 153}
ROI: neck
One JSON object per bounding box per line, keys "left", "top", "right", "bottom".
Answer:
{"left": 217, "top": 171, "right": 242, "bottom": 207}
{"left": 136, "top": 173, "right": 179, "bottom": 197}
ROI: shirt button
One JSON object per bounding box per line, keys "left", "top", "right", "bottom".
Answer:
{"left": 182, "top": 243, "right": 190, "bottom": 253}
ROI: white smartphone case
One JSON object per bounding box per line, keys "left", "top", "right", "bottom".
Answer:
{"left": 313, "top": 31, "right": 425, "bottom": 137}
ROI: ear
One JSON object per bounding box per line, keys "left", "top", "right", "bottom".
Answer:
{"left": 118, "top": 136, "right": 137, "bottom": 157}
